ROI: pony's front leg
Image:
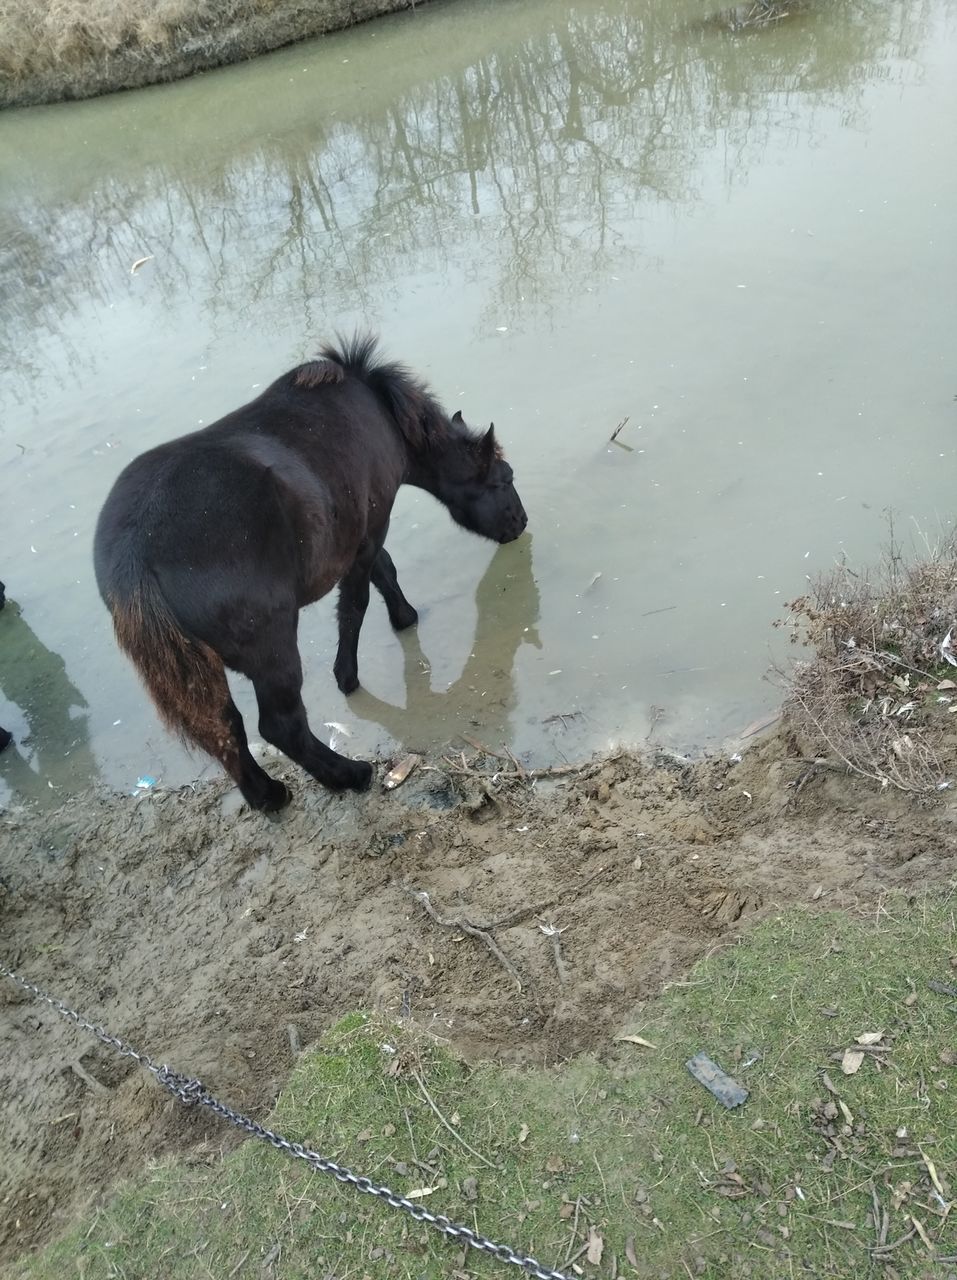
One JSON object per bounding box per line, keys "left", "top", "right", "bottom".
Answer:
{"left": 372, "top": 546, "right": 418, "bottom": 631}
{"left": 333, "top": 552, "right": 375, "bottom": 694}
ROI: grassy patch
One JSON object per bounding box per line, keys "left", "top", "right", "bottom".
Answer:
{"left": 15, "top": 896, "right": 957, "bottom": 1280}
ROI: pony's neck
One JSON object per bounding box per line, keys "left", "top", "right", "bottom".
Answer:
{"left": 402, "top": 455, "right": 441, "bottom": 497}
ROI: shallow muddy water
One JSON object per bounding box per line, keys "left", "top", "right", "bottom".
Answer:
{"left": 1, "top": 0, "right": 956, "bottom": 806}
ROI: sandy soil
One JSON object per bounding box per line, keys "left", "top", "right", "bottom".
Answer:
{"left": 2, "top": 728, "right": 957, "bottom": 1265}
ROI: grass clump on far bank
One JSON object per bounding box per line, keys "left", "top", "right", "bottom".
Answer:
{"left": 0, "top": 0, "right": 420, "bottom": 107}
{"left": 781, "top": 531, "right": 957, "bottom": 795}
{"left": 15, "top": 893, "right": 957, "bottom": 1280}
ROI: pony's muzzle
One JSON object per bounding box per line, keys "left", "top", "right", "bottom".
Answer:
{"left": 498, "top": 508, "right": 528, "bottom": 543}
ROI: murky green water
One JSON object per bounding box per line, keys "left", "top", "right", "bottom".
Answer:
{"left": 2, "top": 0, "right": 956, "bottom": 805}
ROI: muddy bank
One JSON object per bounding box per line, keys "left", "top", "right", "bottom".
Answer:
{"left": 0, "top": 0, "right": 428, "bottom": 110}
{"left": 3, "top": 728, "right": 957, "bottom": 1264}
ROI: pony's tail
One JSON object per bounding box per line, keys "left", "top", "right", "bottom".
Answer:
{"left": 108, "top": 578, "right": 241, "bottom": 773}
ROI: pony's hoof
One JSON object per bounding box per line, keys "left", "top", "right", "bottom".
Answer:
{"left": 391, "top": 606, "right": 418, "bottom": 631}
{"left": 257, "top": 779, "right": 292, "bottom": 812}
{"left": 349, "top": 760, "right": 374, "bottom": 792}
{"left": 335, "top": 666, "right": 360, "bottom": 695}
{"left": 0, "top": 727, "right": 11, "bottom": 754}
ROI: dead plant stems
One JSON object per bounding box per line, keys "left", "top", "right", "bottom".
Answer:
{"left": 410, "top": 1069, "right": 497, "bottom": 1170}
{"left": 398, "top": 884, "right": 525, "bottom": 990}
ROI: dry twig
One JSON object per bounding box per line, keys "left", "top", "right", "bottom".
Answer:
{"left": 410, "top": 1069, "right": 497, "bottom": 1169}
{"left": 399, "top": 884, "right": 525, "bottom": 990}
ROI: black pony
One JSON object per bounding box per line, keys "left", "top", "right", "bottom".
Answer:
{"left": 94, "top": 336, "right": 527, "bottom": 811}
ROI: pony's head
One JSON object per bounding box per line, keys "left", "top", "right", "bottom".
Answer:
{"left": 432, "top": 412, "right": 527, "bottom": 544}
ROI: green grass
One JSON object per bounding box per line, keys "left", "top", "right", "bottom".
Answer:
{"left": 15, "top": 896, "right": 957, "bottom": 1279}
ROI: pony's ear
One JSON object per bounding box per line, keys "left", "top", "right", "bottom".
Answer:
{"left": 451, "top": 409, "right": 464, "bottom": 424}
{"left": 479, "top": 424, "right": 497, "bottom": 473}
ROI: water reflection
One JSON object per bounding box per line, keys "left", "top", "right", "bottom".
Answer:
{"left": 0, "top": 0, "right": 934, "bottom": 394}
{"left": 351, "top": 537, "right": 541, "bottom": 751}
{"left": 0, "top": 0, "right": 951, "bottom": 795}
{"left": 0, "top": 592, "right": 98, "bottom": 804}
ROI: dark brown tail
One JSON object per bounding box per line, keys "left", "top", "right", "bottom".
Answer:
{"left": 108, "top": 578, "right": 242, "bottom": 774}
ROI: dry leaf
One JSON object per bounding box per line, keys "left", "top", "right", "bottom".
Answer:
{"left": 625, "top": 1236, "right": 638, "bottom": 1268}
{"left": 855, "top": 1031, "right": 884, "bottom": 1046}
{"left": 938, "top": 680, "right": 957, "bottom": 690}
{"left": 406, "top": 1186, "right": 436, "bottom": 1199}
{"left": 910, "top": 1214, "right": 933, "bottom": 1251}
{"left": 450, "top": 1111, "right": 461, "bottom": 1127}
{"left": 919, "top": 1148, "right": 946, "bottom": 1198}
{"left": 615, "top": 1034, "right": 658, "bottom": 1050}
{"left": 586, "top": 1226, "right": 604, "bottom": 1265}
{"left": 518, "top": 1123, "right": 530, "bottom": 1144}
{"left": 545, "top": 1154, "right": 565, "bottom": 1173}
{"left": 559, "top": 1201, "right": 575, "bottom": 1220}
{"left": 891, "top": 1181, "right": 912, "bottom": 1211}
{"left": 841, "top": 1049, "right": 865, "bottom": 1075}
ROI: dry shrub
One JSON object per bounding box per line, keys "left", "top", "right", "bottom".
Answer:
{"left": 780, "top": 531, "right": 957, "bottom": 794}
{"left": 0, "top": 0, "right": 415, "bottom": 96}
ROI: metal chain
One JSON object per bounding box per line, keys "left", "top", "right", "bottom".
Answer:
{"left": 1, "top": 964, "right": 574, "bottom": 1280}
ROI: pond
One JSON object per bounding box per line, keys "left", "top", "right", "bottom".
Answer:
{"left": 1, "top": 0, "right": 956, "bottom": 806}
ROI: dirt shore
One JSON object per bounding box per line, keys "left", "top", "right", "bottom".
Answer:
{"left": 3, "top": 725, "right": 957, "bottom": 1266}
{"left": 1, "top": 0, "right": 428, "bottom": 110}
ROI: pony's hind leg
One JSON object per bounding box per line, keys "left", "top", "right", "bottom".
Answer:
{"left": 250, "top": 632, "right": 373, "bottom": 792}
{"left": 222, "top": 697, "right": 291, "bottom": 813}
{"left": 175, "top": 683, "right": 288, "bottom": 813}
{"left": 372, "top": 547, "right": 418, "bottom": 631}
{"left": 111, "top": 586, "right": 289, "bottom": 813}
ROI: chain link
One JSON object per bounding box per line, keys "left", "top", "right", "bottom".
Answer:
{"left": 2, "top": 964, "right": 574, "bottom": 1280}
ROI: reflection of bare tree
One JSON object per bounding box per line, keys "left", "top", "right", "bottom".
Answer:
{"left": 0, "top": 0, "right": 935, "bottom": 394}
{"left": 349, "top": 537, "right": 541, "bottom": 752}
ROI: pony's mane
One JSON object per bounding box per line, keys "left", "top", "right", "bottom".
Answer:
{"left": 317, "top": 333, "right": 453, "bottom": 453}
{"left": 292, "top": 357, "right": 344, "bottom": 388}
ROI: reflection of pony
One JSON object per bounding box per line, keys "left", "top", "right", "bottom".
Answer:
{"left": 350, "top": 536, "right": 541, "bottom": 752}
{"left": 0, "top": 581, "right": 10, "bottom": 752}
{"left": 0, "top": 584, "right": 96, "bottom": 799}
{"left": 94, "top": 336, "right": 527, "bottom": 812}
